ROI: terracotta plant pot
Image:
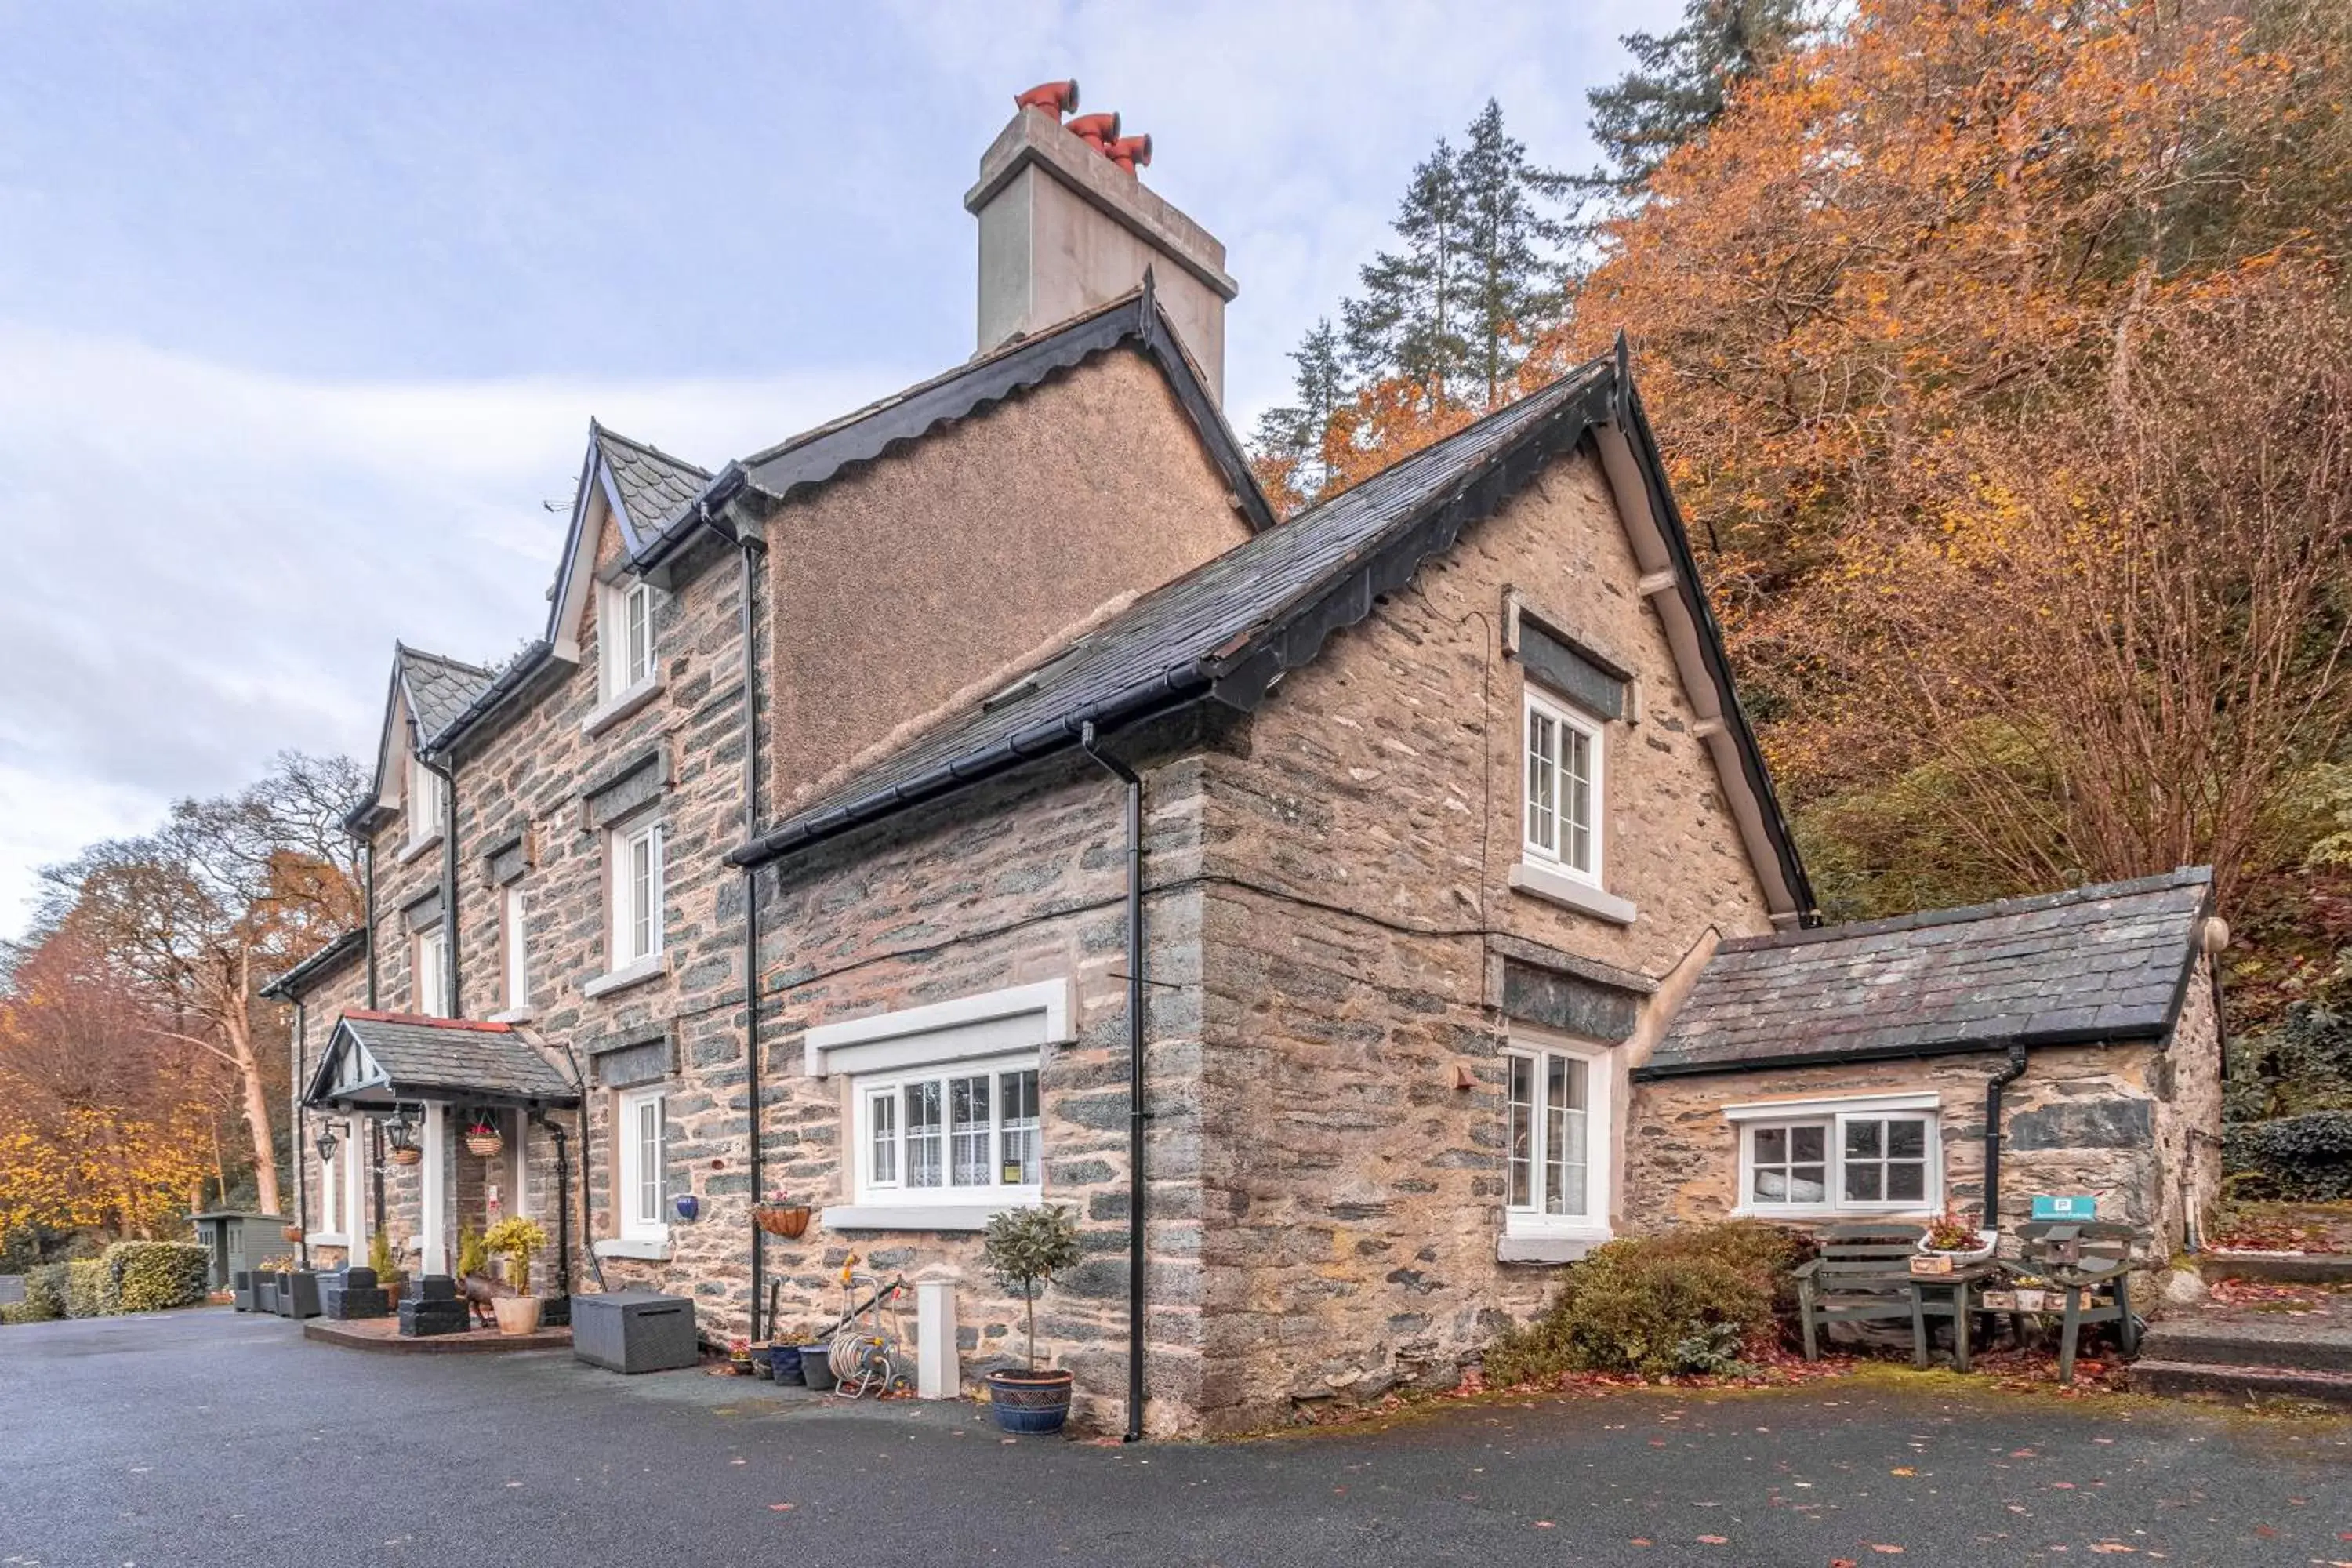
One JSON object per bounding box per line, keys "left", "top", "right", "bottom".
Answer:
{"left": 752, "top": 1204, "right": 811, "bottom": 1240}
{"left": 492, "top": 1296, "right": 543, "bottom": 1336}
{"left": 281, "top": 1225, "right": 303, "bottom": 1243}
{"left": 465, "top": 1131, "right": 503, "bottom": 1158}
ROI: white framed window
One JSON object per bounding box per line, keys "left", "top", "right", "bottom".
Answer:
{"left": 1729, "top": 1094, "right": 1942, "bottom": 1217}
{"left": 407, "top": 753, "right": 445, "bottom": 851}
{"left": 1503, "top": 1039, "right": 1611, "bottom": 1239}
{"left": 412, "top": 926, "right": 448, "bottom": 1018}
{"left": 608, "top": 817, "right": 664, "bottom": 969}
{"left": 501, "top": 884, "right": 529, "bottom": 1011}
{"left": 616, "top": 1087, "right": 668, "bottom": 1242}
{"left": 1523, "top": 688, "right": 1601, "bottom": 883}
{"left": 600, "top": 579, "right": 657, "bottom": 700}
{"left": 853, "top": 1054, "right": 1043, "bottom": 1210}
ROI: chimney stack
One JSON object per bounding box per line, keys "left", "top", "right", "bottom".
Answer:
{"left": 965, "top": 85, "right": 1236, "bottom": 402}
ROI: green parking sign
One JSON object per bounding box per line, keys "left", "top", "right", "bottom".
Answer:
{"left": 2031, "top": 1195, "right": 2096, "bottom": 1221}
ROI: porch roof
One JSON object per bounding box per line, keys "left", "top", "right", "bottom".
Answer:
{"left": 303, "top": 1010, "right": 580, "bottom": 1111}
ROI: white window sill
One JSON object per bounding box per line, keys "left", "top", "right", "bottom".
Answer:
{"left": 399, "top": 833, "right": 443, "bottom": 866}
{"left": 1508, "top": 860, "right": 1637, "bottom": 925}
{"left": 487, "top": 1006, "right": 536, "bottom": 1025}
{"left": 820, "top": 1203, "right": 1025, "bottom": 1232}
{"left": 583, "top": 954, "right": 667, "bottom": 999}
{"left": 593, "top": 1234, "right": 670, "bottom": 1260}
{"left": 583, "top": 677, "right": 662, "bottom": 738}
{"left": 1498, "top": 1232, "right": 1610, "bottom": 1265}
{"left": 1733, "top": 1207, "right": 1935, "bottom": 1222}
{"left": 306, "top": 1232, "right": 350, "bottom": 1247}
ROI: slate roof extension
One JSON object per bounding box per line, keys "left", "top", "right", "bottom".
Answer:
{"left": 305, "top": 1011, "right": 580, "bottom": 1109}
{"left": 1638, "top": 867, "right": 2215, "bottom": 1080}
{"left": 591, "top": 421, "right": 712, "bottom": 554}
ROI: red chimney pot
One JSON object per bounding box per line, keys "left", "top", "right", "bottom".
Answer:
{"left": 1107, "top": 133, "right": 1153, "bottom": 176}
{"left": 1013, "top": 80, "right": 1080, "bottom": 118}
{"left": 1065, "top": 111, "right": 1121, "bottom": 151}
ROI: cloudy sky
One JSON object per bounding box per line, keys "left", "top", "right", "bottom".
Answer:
{"left": 0, "top": 0, "right": 1670, "bottom": 938}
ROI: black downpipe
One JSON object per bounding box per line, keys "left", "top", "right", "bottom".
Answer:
{"left": 1078, "top": 721, "right": 1148, "bottom": 1443}
{"left": 292, "top": 1000, "right": 309, "bottom": 1270}
{"left": 532, "top": 1112, "right": 573, "bottom": 1298}
{"left": 362, "top": 836, "right": 379, "bottom": 1008}
{"left": 737, "top": 536, "right": 767, "bottom": 1339}
{"left": 554, "top": 1034, "right": 608, "bottom": 1294}
{"left": 1982, "top": 1043, "right": 2031, "bottom": 1230}
{"left": 371, "top": 1120, "right": 387, "bottom": 1241}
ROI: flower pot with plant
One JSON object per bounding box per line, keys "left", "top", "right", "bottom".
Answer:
{"left": 1919, "top": 1203, "right": 1998, "bottom": 1265}
{"left": 482, "top": 1216, "right": 548, "bottom": 1334}
{"left": 981, "top": 1204, "right": 1083, "bottom": 1435}
{"left": 367, "top": 1229, "right": 408, "bottom": 1306}
{"left": 750, "top": 1194, "right": 812, "bottom": 1239}
{"left": 464, "top": 1117, "right": 503, "bottom": 1159}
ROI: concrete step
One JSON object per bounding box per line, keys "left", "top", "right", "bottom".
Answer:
{"left": 2200, "top": 1251, "right": 2352, "bottom": 1285}
{"left": 2129, "top": 1358, "right": 2352, "bottom": 1408}
{"left": 2140, "top": 1317, "right": 2352, "bottom": 1373}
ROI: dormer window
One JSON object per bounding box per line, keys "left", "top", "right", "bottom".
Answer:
{"left": 406, "top": 753, "right": 445, "bottom": 852}
{"left": 601, "top": 579, "right": 656, "bottom": 701}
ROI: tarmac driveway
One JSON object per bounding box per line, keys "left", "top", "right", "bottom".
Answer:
{"left": 2, "top": 1307, "right": 2347, "bottom": 1566}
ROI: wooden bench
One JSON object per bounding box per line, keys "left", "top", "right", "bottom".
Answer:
{"left": 2013, "top": 1220, "right": 2141, "bottom": 1384}
{"left": 1794, "top": 1224, "right": 1929, "bottom": 1361}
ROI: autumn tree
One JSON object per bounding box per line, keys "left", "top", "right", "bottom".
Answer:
{"left": 36, "top": 750, "right": 363, "bottom": 1217}
{"left": 1577, "top": 0, "right": 1814, "bottom": 198}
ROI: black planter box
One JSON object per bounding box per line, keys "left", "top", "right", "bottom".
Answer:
{"left": 231, "top": 1271, "right": 254, "bottom": 1313}
{"left": 571, "top": 1290, "right": 695, "bottom": 1374}
{"left": 255, "top": 1276, "right": 279, "bottom": 1314}
{"left": 270, "top": 1271, "right": 323, "bottom": 1319}
{"left": 397, "top": 1297, "right": 470, "bottom": 1337}
{"left": 539, "top": 1294, "right": 571, "bottom": 1328}
{"left": 323, "top": 1267, "right": 388, "bottom": 1321}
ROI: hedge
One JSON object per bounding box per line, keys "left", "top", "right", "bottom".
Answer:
{"left": 1484, "top": 1221, "right": 1816, "bottom": 1383}
{"left": 2, "top": 1243, "right": 209, "bottom": 1325}
{"left": 106, "top": 1241, "right": 209, "bottom": 1313}
{"left": 64, "top": 1258, "right": 113, "bottom": 1319}
{"left": 2223, "top": 1111, "right": 2352, "bottom": 1203}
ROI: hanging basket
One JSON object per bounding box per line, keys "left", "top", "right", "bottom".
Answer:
{"left": 389, "top": 1145, "right": 423, "bottom": 1167}
{"left": 281, "top": 1224, "right": 303, "bottom": 1244}
{"left": 751, "top": 1203, "right": 811, "bottom": 1240}
{"left": 465, "top": 1129, "right": 504, "bottom": 1159}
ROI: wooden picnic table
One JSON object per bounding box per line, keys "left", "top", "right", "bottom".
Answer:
{"left": 1905, "top": 1259, "right": 2006, "bottom": 1372}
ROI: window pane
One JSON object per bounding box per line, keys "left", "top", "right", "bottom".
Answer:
{"left": 1507, "top": 1056, "right": 1534, "bottom": 1209}
{"left": 1564, "top": 728, "right": 1592, "bottom": 872}
{"left": 1547, "top": 1056, "right": 1588, "bottom": 1218}
{"left": 629, "top": 833, "right": 652, "bottom": 959}
{"left": 1791, "top": 1126, "right": 1825, "bottom": 1163}
{"left": 635, "top": 1098, "right": 663, "bottom": 1225}
{"left": 1844, "top": 1120, "right": 1882, "bottom": 1160}
{"left": 1752, "top": 1166, "right": 1787, "bottom": 1202}
{"left": 625, "top": 585, "right": 652, "bottom": 686}
{"left": 949, "top": 1074, "right": 993, "bottom": 1187}
{"left": 904, "top": 1081, "right": 942, "bottom": 1189}
{"left": 1843, "top": 1162, "right": 1883, "bottom": 1203}
{"left": 1886, "top": 1120, "right": 1926, "bottom": 1160}
{"left": 869, "top": 1091, "right": 898, "bottom": 1186}
{"left": 1000, "top": 1069, "right": 1040, "bottom": 1186}
{"left": 1788, "top": 1165, "right": 1828, "bottom": 1203}
{"left": 1754, "top": 1126, "right": 1786, "bottom": 1165}
{"left": 1886, "top": 1161, "right": 1926, "bottom": 1203}
{"left": 1526, "top": 711, "right": 1556, "bottom": 853}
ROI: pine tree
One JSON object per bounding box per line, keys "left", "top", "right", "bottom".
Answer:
{"left": 1456, "top": 100, "right": 1568, "bottom": 408}
{"left": 1343, "top": 140, "right": 1473, "bottom": 412}
{"left": 1582, "top": 0, "right": 1812, "bottom": 197}
{"left": 1249, "top": 320, "right": 1349, "bottom": 507}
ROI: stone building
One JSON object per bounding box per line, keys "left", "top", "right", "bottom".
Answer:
{"left": 264, "top": 92, "right": 2223, "bottom": 1437}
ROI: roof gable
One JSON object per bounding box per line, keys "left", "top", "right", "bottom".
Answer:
{"left": 732, "top": 346, "right": 1814, "bottom": 923}
{"left": 304, "top": 1010, "right": 579, "bottom": 1109}
{"left": 546, "top": 421, "right": 712, "bottom": 663}
{"left": 347, "top": 644, "right": 493, "bottom": 829}
{"left": 1639, "top": 868, "right": 2215, "bottom": 1079}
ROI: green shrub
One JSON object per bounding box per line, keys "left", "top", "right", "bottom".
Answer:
{"left": 63, "top": 1258, "right": 114, "bottom": 1319}
{"left": 103, "top": 1241, "right": 209, "bottom": 1314}
{"left": 2225, "top": 1110, "right": 2352, "bottom": 1201}
{"left": 20, "top": 1264, "right": 69, "bottom": 1322}
{"left": 1484, "top": 1221, "right": 1814, "bottom": 1383}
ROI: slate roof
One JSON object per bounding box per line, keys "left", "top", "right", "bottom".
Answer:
{"left": 396, "top": 645, "right": 495, "bottom": 741}
{"left": 306, "top": 1011, "right": 580, "bottom": 1109}
{"left": 1638, "top": 868, "right": 2215, "bottom": 1080}
{"left": 737, "top": 355, "right": 1625, "bottom": 865}
{"left": 592, "top": 421, "right": 710, "bottom": 548}
{"left": 259, "top": 927, "right": 366, "bottom": 1001}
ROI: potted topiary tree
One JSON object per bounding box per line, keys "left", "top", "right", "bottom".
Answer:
{"left": 481, "top": 1217, "right": 548, "bottom": 1334}
{"left": 981, "top": 1204, "right": 1083, "bottom": 1434}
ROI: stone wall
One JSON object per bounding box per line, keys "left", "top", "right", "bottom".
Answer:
{"left": 1623, "top": 1038, "right": 2203, "bottom": 1253}
{"left": 2153, "top": 955, "right": 2224, "bottom": 1252}
{"left": 753, "top": 726, "right": 1217, "bottom": 1433}
{"left": 1180, "top": 442, "right": 1781, "bottom": 1432}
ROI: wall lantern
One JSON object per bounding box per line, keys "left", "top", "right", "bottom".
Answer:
{"left": 314, "top": 1120, "right": 347, "bottom": 1164}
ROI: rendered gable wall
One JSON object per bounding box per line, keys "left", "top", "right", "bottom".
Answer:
{"left": 768, "top": 348, "right": 1253, "bottom": 809}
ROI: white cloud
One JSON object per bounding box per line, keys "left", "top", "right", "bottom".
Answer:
{"left": 0, "top": 326, "right": 916, "bottom": 937}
